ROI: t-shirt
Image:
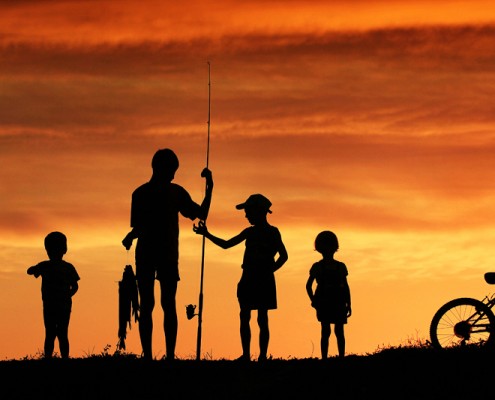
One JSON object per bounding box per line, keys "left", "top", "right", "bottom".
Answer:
{"left": 241, "top": 224, "right": 282, "bottom": 272}
{"left": 131, "top": 181, "right": 201, "bottom": 266}
{"left": 309, "top": 259, "right": 348, "bottom": 300}
{"left": 30, "top": 260, "right": 80, "bottom": 304}
{"left": 309, "top": 258, "right": 349, "bottom": 323}
{"left": 237, "top": 224, "right": 283, "bottom": 310}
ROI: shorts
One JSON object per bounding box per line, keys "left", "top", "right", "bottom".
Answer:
{"left": 136, "top": 264, "right": 180, "bottom": 282}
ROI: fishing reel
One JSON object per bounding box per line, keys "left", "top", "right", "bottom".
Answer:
{"left": 186, "top": 304, "right": 198, "bottom": 320}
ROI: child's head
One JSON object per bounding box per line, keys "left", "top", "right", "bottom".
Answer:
{"left": 151, "top": 148, "right": 179, "bottom": 181}
{"left": 44, "top": 231, "right": 68, "bottom": 260}
{"left": 236, "top": 194, "right": 272, "bottom": 224}
{"left": 314, "top": 230, "right": 339, "bottom": 255}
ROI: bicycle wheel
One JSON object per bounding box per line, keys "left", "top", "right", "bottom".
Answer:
{"left": 430, "top": 297, "right": 495, "bottom": 349}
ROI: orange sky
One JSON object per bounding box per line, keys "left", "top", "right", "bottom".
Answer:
{"left": 2, "top": 0, "right": 495, "bottom": 360}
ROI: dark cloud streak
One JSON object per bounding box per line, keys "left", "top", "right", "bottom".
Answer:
{"left": 2, "top": 23, "right": 495, "bottom": 235}
{"left": 1, "top": 24, "right": 495, "bottom": 134}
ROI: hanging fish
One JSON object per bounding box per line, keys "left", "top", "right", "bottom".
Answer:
{"left": 117, "top": 264, "right": 139, "bottom": 351}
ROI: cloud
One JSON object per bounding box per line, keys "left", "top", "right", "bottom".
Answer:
{"left": 2, "top": 24, "right": 495, "bottom": 240}
{"left": 2, "top": 24, "right": 495, "bottom": 139}
{"left": 1, "top": 1, "right": 495, "bottom": 45}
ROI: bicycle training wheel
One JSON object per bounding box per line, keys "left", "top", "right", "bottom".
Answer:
{"left": 429, "top": 297, "right": 495, "bottom": 349}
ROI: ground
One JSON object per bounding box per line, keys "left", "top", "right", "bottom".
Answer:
{"left": 2, "top": 346, "right": 493, "bottom": 399}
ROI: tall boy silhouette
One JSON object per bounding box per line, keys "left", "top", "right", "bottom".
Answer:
{"left": 123, "top": 148, "right": 213, "bottom": 360}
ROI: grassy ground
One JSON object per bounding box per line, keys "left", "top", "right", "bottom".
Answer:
{"left": 2, "top": 345, "right": 494, "bottom": 399}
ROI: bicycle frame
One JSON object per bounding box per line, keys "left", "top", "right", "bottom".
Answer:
{"left": 466, "top": 294, "right": 495, "bottom": 335}
{"left": 429, "top": 273, "right": 495, "bottom": 349}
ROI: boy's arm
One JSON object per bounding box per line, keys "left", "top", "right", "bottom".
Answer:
{"left": 70, "top": 281, "right": 79, "bottom": 297}
{"left": 197, "top": 168, "right": 214, "bottom": 221}
{"left": 27, "top": 265, "right": 41, "bottom": 278}
{"left": 122, "top": 228, "right": 139, "bottom": 250}
{"left": 344, "top": 279, "right": 352, "bottom": 317}
{"left": 273, "top": 241, "right": 288, "bottom": 272}
{"left": 205, "top": 230, "right": 246, "bottom": 249}
{"left": 219, "top": 235, "right": 244, "bottom": 249}
{"left": 272, "top": 231, "right": 288, "bottom": 272}
{"left": 306, "top": 276, "right": 315, "bottom": 302}
{"left": 193, "top": 221, "right": 245, "bottom": 249}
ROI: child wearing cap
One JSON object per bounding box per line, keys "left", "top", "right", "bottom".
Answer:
{"left": 306, "top": 230, "right": 351, "bottom": 359}
{"left": 193, "top": 193, "right": 288, "bottom": 362}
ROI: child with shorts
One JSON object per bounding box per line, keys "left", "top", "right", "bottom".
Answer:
{"left": 27, "top": 231, "right": 80, "bottom": 359}
{"left": 306, "top": 230, "right": 351, "bottom": 359}
{"left": 194, "top": 194, "right": 288, "bottom": 362}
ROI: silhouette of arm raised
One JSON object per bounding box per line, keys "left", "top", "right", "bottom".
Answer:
{"left": 197, "top": 168, "right": 214, "bottom": 221}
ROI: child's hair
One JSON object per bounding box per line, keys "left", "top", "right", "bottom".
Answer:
{"left": 314, "top": 230, "right": 339, "bottom": 254}
{"left": 44, "top": 231, "right": 68, "bottom": 258}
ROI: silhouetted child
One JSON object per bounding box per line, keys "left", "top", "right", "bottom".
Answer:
{"left": 306, "top": 231, "right": 351, "bottom": 359}
{"left": 27, "top": 232, "right": 80, "bottom": 359}
{"left": 194, "top": 194, "right": 288, "bottom": 362}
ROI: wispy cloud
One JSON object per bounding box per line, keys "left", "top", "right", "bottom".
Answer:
{"left": 2, "top": 25, "right": 495, "bottom": 136}
{"left": 2, "top": 24, "right": 495, "bottom": 240}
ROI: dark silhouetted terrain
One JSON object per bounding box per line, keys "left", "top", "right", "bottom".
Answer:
{"left": 2, "top": 346, "right": 493, "bottom": 399}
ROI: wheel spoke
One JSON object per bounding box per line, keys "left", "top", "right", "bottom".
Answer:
{"left": 430, "top": 298, "right": 495, "bottom": 349}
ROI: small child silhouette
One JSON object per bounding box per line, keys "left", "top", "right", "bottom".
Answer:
{"left": 27, "top": 232, "right": 80, "bottom": 359}
{"left": 194, "top": 194, "right": 288, "bottom": 362}
{"left": 306, "top": 231, "right": 351, "bottom": 359}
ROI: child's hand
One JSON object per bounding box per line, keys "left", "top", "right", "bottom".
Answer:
{"left": 193, "top": 221, "right": 208, "bottom": 236}
{"left": 346, "top": 304, "right": 352, "bottom": 318}
{"left": 27, "top": 266, "right": 40, "bottom": 277}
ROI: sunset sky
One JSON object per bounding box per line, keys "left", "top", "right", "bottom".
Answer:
{"left": 2, "top": 0, "right": 495, "bottom": 360}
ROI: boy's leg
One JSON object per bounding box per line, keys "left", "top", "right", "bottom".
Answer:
{"left": 239, "top": 308, "right": 251, "bottom": 360}
{"left": 320, "top": 323, "right": 331, "bottom": 360}
{"left": 160, "top": 279, "right": 178, "bottom": 360}
{"left": 335, "top": 323, "right": 346, "bottom": 357}
{"left": 57, "top": 307, "right": 71, "bottom": 359}
{"left": 137, "top": 277, "right": 155, "bottom": 359}
{"left": 257, "top": 310, "right": 269, "bottom": 361}
{"left": 43, "top": 306, "right": 56, "bottom": 358}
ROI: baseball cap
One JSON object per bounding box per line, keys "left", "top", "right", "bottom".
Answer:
{"left": 236, "top": 194, "right": 272, "bottom": 213}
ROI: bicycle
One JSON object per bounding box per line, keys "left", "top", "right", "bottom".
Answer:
{"left": 429, "top": 272, "right": 495, "bottom": 349}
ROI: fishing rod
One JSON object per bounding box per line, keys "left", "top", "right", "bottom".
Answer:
{"left": 196, "top": 61, "right": 211, "bottom": 361}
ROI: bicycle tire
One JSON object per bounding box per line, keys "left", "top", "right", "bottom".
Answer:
{"left": 430, "top": 297, "right": 495, "bottom": 349}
